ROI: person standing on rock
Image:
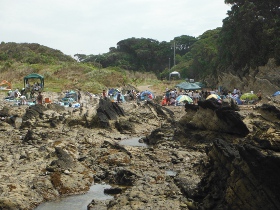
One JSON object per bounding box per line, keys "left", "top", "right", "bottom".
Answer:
{"left": 37, "top": 91, "right": 43, "bottom": 104}
{"left": 102, "top": 89, "right": 107, "bottom": 99}
{"left": 257, "top": 90, "right": 262, "bottom": 101}
{"left": 78, "top": 90, "right": 81, "bottom": 103}
{"left": 117, "top": 91, "right": 121, "bottom": 103}
{"left": 165, "top": 89, "right": 170, "bottom": 105}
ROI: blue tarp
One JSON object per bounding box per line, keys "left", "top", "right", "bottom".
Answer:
{"left": 272, "top": 91, "right": 280, "bottom": 97}
{"left": 113, "top": 93, "right": 126, "bottom": 102}
{"left": 175, "top": 82, "right": 201, "bottom": 90}
{"left": 235, "top": 98, "right": 243, "bottom": 105}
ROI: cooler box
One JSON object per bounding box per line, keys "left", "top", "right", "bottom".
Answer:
{"left": 45, "top": 98, "right": 51, "bottom": 103}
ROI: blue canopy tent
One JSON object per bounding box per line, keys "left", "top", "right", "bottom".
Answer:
{"left": 113, "top": 92, "right": 126, "bottom": 102}
{"left": 140, "top": 90, "right": 155, "bottom": 100}
{"left": 108, "top": 88, "right": 120, "bottom": 96}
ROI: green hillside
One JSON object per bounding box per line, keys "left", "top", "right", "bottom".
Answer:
{"left": 0, "top": 42, "right": 161, "bottom": 93}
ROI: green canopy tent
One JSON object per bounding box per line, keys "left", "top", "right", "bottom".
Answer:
{"left": 23, "top": 73, "right": 44, "bottom": 90}
{"left": 175, "top": 82, "right": 201, "bottom": 90}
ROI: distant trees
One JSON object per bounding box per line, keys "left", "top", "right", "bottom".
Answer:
{"left": 80, "top": 36, "right": 198, "bottom": 78}
{"left": 0, "top": 42, "right": 75, "bottom": 64}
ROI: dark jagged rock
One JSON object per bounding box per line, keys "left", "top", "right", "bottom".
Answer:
{"left": 101, "top": 140, "right": 132, "bottom": 158}
{"left": 46, "top": 103, "right": 65, "bottom": 112}
{"left": 47, "top": 147, "right": 75, "bottom": 172}
{"left": 199, "top": 139, "right": 280, "bottom": 210}
{"left": 147, "top": 100, "right": 175, "bottom": 119}
{"left": 215, "top": 107, "right": 249, "bottom": 136}
{"left": 110, "top": 168, "right": 139, "bottom": 186}
{"left": 184, "top": 98, "right": 249, "bottom": 136}
{"left": 115, "top": 118, "right": 135, "bottom": 134}
{"left": 197, "top": 98, "right": 222, "bottom": 110}
{"left": 145, "top": 127, "right": 167, "bottom": 145}
{"left": 104, "top": 187, "right": 122, "bottom": 195}
{"left": 257, "top": 104, "right": 280, "bottom": 120}
{"left": 185, "top": 103, "right": 199, "bottom": 112}
{"left": 96, "top": 99, "right": 125, "bottom": 128}
{"left": 0, "top": 106, "right": 10, "bottom": 117}
{"left": 22, "top": 104, "right": 47, "bottom": 121}
{"left": 23, "top": 129, "right": 35, "bottom": 142}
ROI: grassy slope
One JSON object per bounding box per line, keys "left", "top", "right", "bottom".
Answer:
{"left": 0, "top": 42, "right": 182, "bottom": 94}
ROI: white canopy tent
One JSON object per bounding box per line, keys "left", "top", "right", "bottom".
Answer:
{"left": 169, "top": 71, "right": 180, "bottom": 80}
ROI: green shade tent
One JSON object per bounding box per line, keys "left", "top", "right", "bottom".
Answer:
{"left": 194, "top": 82, "right": 206, "bottom": 88}
{"left": 175, "top": 82, "right": 201, "bottom": 90}
{"left": 23, "top": 73, "right": 44, "bottom": 89}
{"left": 240, "top": 93, "right": 258, "bottom": 100}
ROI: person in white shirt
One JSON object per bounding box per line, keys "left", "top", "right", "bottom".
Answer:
{"left": 170, "top": 90, "right": 176, "bottom": 99}
{"left": 233, "top": 87, "right": 237, "bottom": 94}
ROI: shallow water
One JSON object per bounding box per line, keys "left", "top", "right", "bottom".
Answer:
{"left": 165, "top": 170, "right": 177, "bottom": 177}
{"left": 118, "top": 137, "right": 147, "bottom": 147}
{"left": 35, "top": 183, "right": 113, "bottom": 210}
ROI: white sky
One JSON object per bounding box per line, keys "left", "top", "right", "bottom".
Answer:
{"left": 0, "top": 0, "right": 231, "bottom": 56}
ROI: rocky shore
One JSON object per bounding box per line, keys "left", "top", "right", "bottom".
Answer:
{"left": 0, "top": 90, "right": 280, "bottom": 210}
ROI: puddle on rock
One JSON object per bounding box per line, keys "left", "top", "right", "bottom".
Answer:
{"left": 35, "top": 183, "right": 113, "bottom": 210}
{"left": 165, "top": 170, "right": 177, "bottom": 177}
{"left": 118, "top": 137, "right": 148, "bottom": 147}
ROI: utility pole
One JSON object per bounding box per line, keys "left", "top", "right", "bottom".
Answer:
{"left": 169, "top": 58, "right": 170, "bottom": 81}
{"left": 173, "top": 41, "right": 176, "bottom": 66}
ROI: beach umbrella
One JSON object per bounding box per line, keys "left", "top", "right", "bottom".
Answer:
{"left": 272, "top": 91, "right": 280, "bottom": 97}
{"left": 240, "top": 93, "right": 258, "bottom": 100}
{"left": 206, "top": 94, "right": 221, "bottom": 100}
{"left": 175, "top": 95, "right": 193, "bottom": 104}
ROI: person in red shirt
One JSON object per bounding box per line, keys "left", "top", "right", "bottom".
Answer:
{"left": 102, "top": 90, "right": 107, "bottom": 99}
{"left": 37, "top": 91, "right": 43, "bottom": 104}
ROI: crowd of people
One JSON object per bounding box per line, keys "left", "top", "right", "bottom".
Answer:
{"left": 4, "top": 88, "right": 43, "bottom": 105}
{"left": 161, "top": 86, "right": 263, "bottom": 106}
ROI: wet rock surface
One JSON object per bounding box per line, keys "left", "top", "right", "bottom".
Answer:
{"left": 0, "top": 92, "right": 280, "bottom": 210}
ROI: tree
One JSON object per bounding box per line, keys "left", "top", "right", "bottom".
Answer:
{"left": 219, "top": 0, "right": 280, "bottom": 69}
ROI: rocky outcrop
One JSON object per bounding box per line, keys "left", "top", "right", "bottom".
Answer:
{"left": 184, "top": 98, "right": 249, "bottom": 136}
{"left": 214, "top": 58, "right": 280, "bottom": 97}
{"left": 198, "top": 139, "right": 280, "bottom": 210}
{"left": 94, "top": 99, "right": 125, "bottom": 128}
{"left": 194, "top": 103, "right": 280, "bottom": 209}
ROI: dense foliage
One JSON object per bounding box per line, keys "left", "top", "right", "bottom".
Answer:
{"left": 74, "top": 35, "right": 198, "bottom": 78}
{"left": 219, "top": 0, "right": 280, "bottom": 69}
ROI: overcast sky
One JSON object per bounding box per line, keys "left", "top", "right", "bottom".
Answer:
{"left": 0, "top": 0, "right": 231, "bottom": 56}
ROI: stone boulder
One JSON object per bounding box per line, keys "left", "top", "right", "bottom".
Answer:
{"left": 115, "top": 118, "right": 135, "bottom": 134}
{"left": 185, "top": 98, "right": 249, "bottom": 136}
{"left": 109, "top": 167, "right": 139, "bottom": 186}
{"left": 245, "top": 104, "right": 280, "bottom": 151}
{"left": 94, "top": 99, "right": 125, "bottom": 128}
{"left": 198, "top": 139, "right": 280, "bottom": 210}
